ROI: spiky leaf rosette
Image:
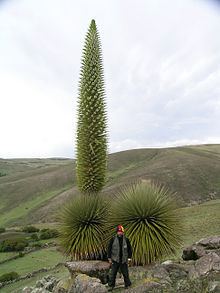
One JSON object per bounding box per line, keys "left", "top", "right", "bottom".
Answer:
{"left": 76, "top": 19, "right": 107, "bottom": 193}
{"left": 110, "top": 182, "right": 182, "bottom": 265}
{"left": 58, "top": 195, "right": 110, "bottom": 260}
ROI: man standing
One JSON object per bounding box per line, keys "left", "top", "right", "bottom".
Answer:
{"left": 107, "top": 225, "right": 132, "bottom": 291}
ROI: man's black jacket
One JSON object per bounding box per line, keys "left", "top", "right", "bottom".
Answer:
{"left": 108, "top": 235, "right": 132, "bottom": 263}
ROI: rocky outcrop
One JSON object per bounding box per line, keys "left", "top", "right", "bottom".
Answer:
{"left": 22, "top": 274, "right": 108, "bottom": 293}
{"left": 65, "top": 260, "right": 110, "bottom": 284}
{"left": 126, "top": 235, "right": 220, "bottom": 292}
{"left": 23, "top": 275, "right": 59, "bottom": 293}
{"left": 20, "top": 236, "right": 220, "bottom": 293}
{"left": 68, "top": 274, "right": 107, "bottom": 293}
{"left": 197, "top": 236, "right": 220, "bottom": 249}
{"left": 182, "top": 244, "right": 206, "bottom": 260}
{"left": 182, "top": 236, "right": 220, "bottom": 260}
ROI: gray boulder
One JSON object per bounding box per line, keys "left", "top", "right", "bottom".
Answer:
{"left": 151, "top": 265, "right": 172, "bottom": 285}
{"left": 197, "top": 236, "right": 220, "bottom": 249}
{"left": 68, "top": 274, "right": 108, "bottom": 293}
{"left": 36, "top": 280, "right": 45, "bottom": 288}
{"left": 52, "top": 278, "right": 73, "bottom": 293}
{"left": 65, "top": 261, "right": 110, "bottom": 284}
{"left": 161, "top": 262, "right": 188, "bottom": 281}
{"left": 45, "top": 281, "right": 56, "bottom": 292}
{"left": 182, "top": 236, "right": 220, "bottom": 261}
{"left": 182, "top": 244, "right": 206, "bottom": 260}
{"left": 31, "top": 289, "right": 48, "bottom": 293}
{"left": 195, "top": 252, "right": 220, "bottom": 277}
{"left": 23, "top": 288, "right": 34, "bottom": 293}
{"left": 22, "top": 275, "right": 59, "bottom": 293}
{"left": 127, "top": 281, "right": 162, "bottom": 293}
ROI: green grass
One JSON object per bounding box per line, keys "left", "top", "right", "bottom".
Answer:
{"left": 179, "top": 199, "right": 220, "bottom": 246}
{"left": 0, "top": 159, "right": 75, "bottom": 227}
{"left": 0, "top": 231, "right": 28, "bottom": 242}
{"left": 0, "top": 252, "right": 18, "bottom": 262}
{"left": 0, "top": 158, "right": 72, "bottom": 178}
{"left": 0, "top": 144, "right": 220, "bottom": 227}
{"left": 106, "top": 145, "right": 220, "bottom": 205}
{"left": 0, "top": 247, "right": 66, "bottom": 276}
{"left": 0, "top": 185, "right": 73, "bottom": 227}
{"left": 160, "top": 198, "right": 220, "bottom": 261}
{"left": 2, "top": 266, "right": 69, "bottom": 293}
{"left": 107, "top": 162, "right": 138, "bottom": 182}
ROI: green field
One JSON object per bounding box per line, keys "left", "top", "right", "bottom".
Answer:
{"left": 2, "top": 267, "right": 69, "bottom": 293}
{"left": 0, "top": 145, "right": 220, "bottom": 227}
{"left": 0, "top": 247, "right": 66, "bottom": 276}
{"left": 0, "top": 251, "right": 17, "bottom": 263}
{"left": 180, "top": 198, "right": 220, "bottom": 246}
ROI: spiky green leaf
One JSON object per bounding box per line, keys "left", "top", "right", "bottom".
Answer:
{"left": 58, "top": 195, "right": 111, "bottom": 260}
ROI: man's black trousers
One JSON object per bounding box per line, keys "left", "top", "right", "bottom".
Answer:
{"left": 108, "top": 261, "right": 131, "bottom": 287}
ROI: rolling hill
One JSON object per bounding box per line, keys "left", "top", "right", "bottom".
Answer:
{"left": 0, "top": 144, "right": 220, "bottom": 227}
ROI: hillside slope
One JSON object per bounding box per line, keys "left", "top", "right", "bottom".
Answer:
{"left": 0, "top": 144, "right": 220, "bottom": 226}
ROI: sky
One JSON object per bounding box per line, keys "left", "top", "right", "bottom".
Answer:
{"left": 0, "top": 0, "right": 220, "bottom": 158}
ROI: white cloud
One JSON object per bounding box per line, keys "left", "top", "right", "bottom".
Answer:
{"left": 0, "top": 0, "right": 220, "bottom": 158}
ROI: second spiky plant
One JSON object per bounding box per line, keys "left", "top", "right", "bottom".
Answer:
{"left": 76, "top": 19, "right": 107, "bottom": 194}
{"left": 109, "top": 182, "right": 183, "bottom": 265}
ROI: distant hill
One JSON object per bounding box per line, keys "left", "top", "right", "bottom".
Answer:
{"left": 0, "top": 144, "right": 220, "bottom": 227}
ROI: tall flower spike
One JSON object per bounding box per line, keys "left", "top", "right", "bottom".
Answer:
{"left": 76, "top": 19, "right": 107, "bottom": 194}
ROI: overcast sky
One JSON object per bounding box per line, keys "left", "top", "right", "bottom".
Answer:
{"left": 0, "top": 0, "right": 220, "bottom": 158}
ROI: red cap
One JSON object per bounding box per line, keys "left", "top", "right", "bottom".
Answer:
{"left": 116, "top": 225, "right": 124, "bottom": 232}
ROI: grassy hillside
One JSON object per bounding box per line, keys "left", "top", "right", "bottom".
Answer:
{"left": 1, "top": 199, "right": 220, "bottom": 292}
{"left": 0, "top": 144, "right": 220, "bottom": 227}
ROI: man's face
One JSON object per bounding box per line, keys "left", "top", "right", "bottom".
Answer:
{"left": 117, "top": 231, "right": 123, "bottom": 237}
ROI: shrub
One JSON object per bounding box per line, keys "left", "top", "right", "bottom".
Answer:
{"left": 0, "top": 271, "right": 19, "bottom": 282}
{"left": 0, "top": 227, "right": 6, "bottom": 234}
{"left": 29, "top": 242, "right": 42, "bottom": 248}
{"left": 18, "top": 252, "right": 24, "bottom": 257}
{"left": 109, "top": 182, "right": 183, "bottom": 265}
{"left": 58, "top": 195, "right": 110, "bottom": 260}
{"left": 30, "top": 233, "right": 39, "bottom": 241}
{"left": 0, "top": 172, "right": 6, "bottom": 177}
{"left": 22, "top": 226, "right": 39, "bottom": 233}
{"left": 39, "top": 228, "right": 59, "bottom": 240}
{"left": 0, "top": 238, "right": 28, "bottom": 252}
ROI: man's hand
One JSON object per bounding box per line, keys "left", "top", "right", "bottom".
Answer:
{"left": 108, "top": 258, "right": 112, "bottom": 264}
{"left": 128, "top": 258, "right": 131, "bottom": 265}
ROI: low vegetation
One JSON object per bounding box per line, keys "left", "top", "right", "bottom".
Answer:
{"left": 39, "top": 228, "right": 59, "bottom": 240}
{"left": 0, "top": 227, "right": 5, "bottom": 233}
{"left": 0, "top": 171, "right": 6, "bottom": 177}
{"left": 22, "top": 226, "right": 39, "bottom": 233}
{"left": 0, "top": 238, "right": 28, "bottom": 252}
{"left": 0, "top": 271, "right": 19, "bottom": 282}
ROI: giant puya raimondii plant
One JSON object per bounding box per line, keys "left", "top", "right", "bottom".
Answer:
{"left": 58, "top": 20, "right": 108, "bottom": 260}
{"left": 76, "top": 19, "right": 107, "bottom": 194}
